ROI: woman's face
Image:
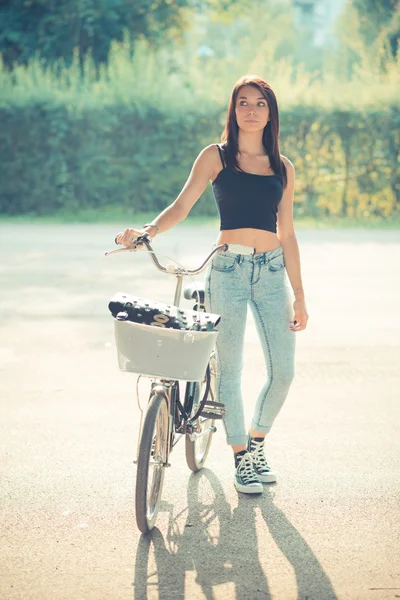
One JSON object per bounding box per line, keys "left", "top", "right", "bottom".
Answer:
{"left": 235, "top": 84, "right": 270, "bottom": 133}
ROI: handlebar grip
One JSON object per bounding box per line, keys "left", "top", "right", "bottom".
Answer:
{"left": 114, "top": 232, "right": 151, "bottom": 247}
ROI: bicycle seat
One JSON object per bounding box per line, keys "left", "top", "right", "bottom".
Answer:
{"left": 183, "top": 282, "right": 205, "bottom": 305}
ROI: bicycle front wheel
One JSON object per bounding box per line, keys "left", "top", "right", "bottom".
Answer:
{"left": 185, "top": 353, "right": 217, "bottom": 472}
{"left": 135, "top": 393, "right": 169, "bottom": 534}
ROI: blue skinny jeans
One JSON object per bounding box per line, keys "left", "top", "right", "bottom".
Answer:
{"left": 204, "top": 245, "right": 296, "bottom": 446}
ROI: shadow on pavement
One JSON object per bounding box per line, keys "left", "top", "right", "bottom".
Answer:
{"left": 133, "top": 469, "right": 337, "bottom": 600}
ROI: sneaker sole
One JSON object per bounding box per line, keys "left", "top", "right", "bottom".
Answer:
{"left": 257, "top": 472, "right": 277, "bottom": 483}
{"left": 234, "top": 480, "right": 263, "bottom": 494}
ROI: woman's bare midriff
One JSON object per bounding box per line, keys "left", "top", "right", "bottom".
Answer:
{"left": 216, "top": 228, "right": 281, "bottom": 253}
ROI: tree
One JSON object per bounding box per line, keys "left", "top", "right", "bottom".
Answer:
{"left": 351, "top": 0, "right": 400, "bottom": 57}
{"left": 0, "top": 0, "right": 196, "bottom": 72}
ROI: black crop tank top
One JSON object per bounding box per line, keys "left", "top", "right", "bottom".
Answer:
{"left": 212, "top": 144, "right": 284, "bottom": 233}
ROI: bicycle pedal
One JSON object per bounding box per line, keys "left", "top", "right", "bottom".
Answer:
{"left": 200, "top": 412, "right": 224, "bottom": 420}
{"left": 199, "top": 401, "right": 225, "bottom": 420}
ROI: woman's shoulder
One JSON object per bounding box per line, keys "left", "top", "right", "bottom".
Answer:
{"left": 280, "top": 155, "right": 294, "bottom": 188}
{"left": 201, "top": 143, "right": 226, "bottom": 156}
{"left": 198, "top": 144, "right": 225, "bottom": 168}
{"left": 280, "top": 155, "right": 294, "bottom": 171}
{"left": 193, "top": 144, "right": 225, "bottom": 182}
{"left": 193, "top": 144, "right": 221, "bottom": 161}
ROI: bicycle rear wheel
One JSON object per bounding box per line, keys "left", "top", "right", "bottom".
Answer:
{"left": 135, "top": 393, "right": 169, "bottom": 533}
{"left": 185, "top": 353, "right": 217, "bottom": 472}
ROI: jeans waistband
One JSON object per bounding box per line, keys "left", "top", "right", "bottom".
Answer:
{"left": 226, "top": 243, "right": 256, "bottom": 255}
{"left": 213, "top": 243, "right": 283, "bottom": 262}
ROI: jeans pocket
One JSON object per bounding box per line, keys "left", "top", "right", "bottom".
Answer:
{"left": 267, "top": 253, "right": 285, "bottom": 272}
{"left": 211, "top": 254, "right": 238, "bottom": 273}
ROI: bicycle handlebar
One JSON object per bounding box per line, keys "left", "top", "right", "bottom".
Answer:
{"left": 105, "top": 234, "right": 228, "bottom": 276}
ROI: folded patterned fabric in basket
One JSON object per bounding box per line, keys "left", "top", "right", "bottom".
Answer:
{"left": 108, "top": 292, "right": 221, "bottom": 332}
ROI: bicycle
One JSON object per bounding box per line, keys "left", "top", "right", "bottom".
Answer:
{"left": 106, "top": 233, "right": 228, "bottom": 534}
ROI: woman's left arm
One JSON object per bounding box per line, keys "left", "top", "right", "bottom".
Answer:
{"left": 277, "top": 157, "right": 309, "bottom": 332}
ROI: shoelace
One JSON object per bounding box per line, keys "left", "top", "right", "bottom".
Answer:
{"left": 249, "top": 440, "right": 271, "bottom": 473}
{"left": 236, "top": 453, "right": 260, "bottom": 484}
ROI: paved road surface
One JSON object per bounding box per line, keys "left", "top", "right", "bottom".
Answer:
{"left": 1, "top": 223, "right": 399, "bottom": 600}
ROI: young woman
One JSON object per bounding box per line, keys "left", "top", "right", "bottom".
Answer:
{"left": 116, "top": 74, "right": 309, "bottom": 494}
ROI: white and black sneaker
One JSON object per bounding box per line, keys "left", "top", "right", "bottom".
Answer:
{"left": 234, "top": 450, "right": 263, "bottom": 494}
{"left": 247, "top": 436, "right": 277, "bottom": 483}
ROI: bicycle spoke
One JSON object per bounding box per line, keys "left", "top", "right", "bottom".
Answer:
{"left": 185, "top": 353, "right": 217, "bottom": 472}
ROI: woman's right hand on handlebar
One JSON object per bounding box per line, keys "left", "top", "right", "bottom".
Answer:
{"left": 115, "top": 227, "right": 146, "bottom": 249}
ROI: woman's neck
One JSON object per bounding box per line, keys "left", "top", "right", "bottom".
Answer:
{"left": 237, "top": 130, "right": 265, "bottom": 156}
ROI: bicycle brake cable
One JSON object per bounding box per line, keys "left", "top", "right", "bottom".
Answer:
{"left": 135, "top": 246, "right": 210, "bottom": 324}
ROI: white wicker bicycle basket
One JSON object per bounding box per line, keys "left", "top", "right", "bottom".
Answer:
{"left": 114, "top": 319, "right": 218, "bottom": 381}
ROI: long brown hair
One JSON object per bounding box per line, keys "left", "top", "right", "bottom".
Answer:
{"left": 220, "top": 74, "right": 287, "bottom": 187}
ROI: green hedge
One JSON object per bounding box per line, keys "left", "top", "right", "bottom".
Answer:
{"left": 1, "top": 101, "right": 399, "bottom": 218}
{"left": 0, "top": 102, "right": 223, "bottom": 216}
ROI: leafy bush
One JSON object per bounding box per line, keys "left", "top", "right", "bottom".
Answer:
{"left": 1, "top": 40, "right": 399, "bottom": 219}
